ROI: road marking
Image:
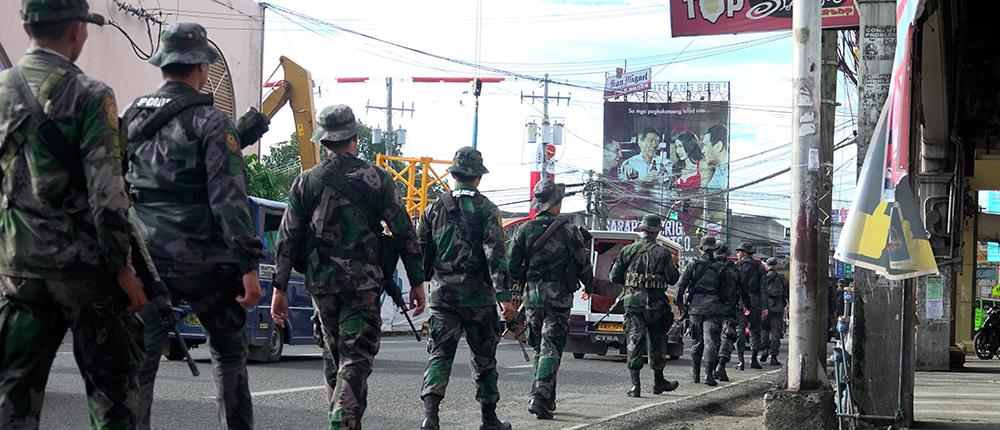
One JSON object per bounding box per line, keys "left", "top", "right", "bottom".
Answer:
{"left": 245, "top": 386, "right": 326, "bottom": 398}
{"left": 560, "top": 368, "right": 782, "bottom": 430}
{"left": 505, "top": 364, "right": 534, "bottom": 369}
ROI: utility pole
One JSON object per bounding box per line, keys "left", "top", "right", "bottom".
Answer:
{"left": 522, "top": 73, "right": 570, "bottom": 216}
{"left": 366, "top": 77, "right": 415, "bottom": 156}
{"left": 817, "top": 29, "right": 838, "bottom": 368}
{"left": 764, "top": 3, "right": 836, "bottom": 426}
{"left": 472, "top": 79, "right": 483, "bottom": 149}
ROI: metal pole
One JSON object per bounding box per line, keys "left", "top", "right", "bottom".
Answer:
{"left": 472, "top": 78, "right": 482, "bottom": 149}
{"left": 788, "top": 0, "right": 823, "bottom": 392}
{"left": 542, "top": 73, "right": 550, "bottom": 177}
{"left": 386, "top": 77, "right": 393, "bottom": 154}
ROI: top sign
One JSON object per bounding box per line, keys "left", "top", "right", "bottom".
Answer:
{"left": 670, "top": 0, "right": 860, "bottom": 37}
{"left": 604, "top": 68, "right": 652, "bottom": 99}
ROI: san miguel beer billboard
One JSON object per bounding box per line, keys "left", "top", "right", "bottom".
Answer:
{"left": 670, "top": 0, "right": 860, "bottom": 37}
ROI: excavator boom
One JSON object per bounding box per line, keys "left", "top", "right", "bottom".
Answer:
{"left": 261, "top": 56, "right": 320, "bottom": 170}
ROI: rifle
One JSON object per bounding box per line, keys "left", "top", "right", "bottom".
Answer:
{"left": 500, "top": 303, "right": 531, "bottom": 362}
{"left": 380, "top": 235, "right": 422, "bottom": 342}
{"left": 128, "top": 220, "right": 200, "bottom": 377}
{"left": 594, "top": 293, "right": 624, "bottom": 327}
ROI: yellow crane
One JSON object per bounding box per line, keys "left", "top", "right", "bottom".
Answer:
{"left": 259, "top": 56, "right": 321, "bottom": 170}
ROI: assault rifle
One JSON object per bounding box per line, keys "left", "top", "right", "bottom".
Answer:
{"left": 380, "top": 234, "right": 422, "bottom": 342}
{"left": 501, "top": 301, "right": 531, "bottom": 362}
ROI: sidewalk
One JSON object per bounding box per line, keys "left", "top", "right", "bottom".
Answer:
{"left": 912, "top": 356, "right": 1000, "bottom": 429}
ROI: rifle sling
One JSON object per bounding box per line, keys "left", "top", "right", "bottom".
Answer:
{"left": 128, "top": 92, "right": 214, "bottom": 142}
{"left": 520, "top": 217, "right": 568, "bottom": 284}
{"left": 8, "top": 66, "right": 96, "bottom": 238}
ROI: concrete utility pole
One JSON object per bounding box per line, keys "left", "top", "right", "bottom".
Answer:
{"left": 522, "top": 73, "right": 569, "bottom": 216}
{"left": 817, "top": 29, "right": 838, "bottom": 366}
{"left": 764, "top": 2, "right": 836, "bottom": 427}
{"left": 366, "top": 77, "right": 415, "bottom": 156}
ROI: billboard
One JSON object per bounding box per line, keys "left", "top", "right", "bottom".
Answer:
{"left": 669, "top": 0, "right": 860, "bottom": 37}
{"left": 603, "top": 101, "right": 730, "bottom": 257}
{"left": 605, "top": 68, "right": 653, "bottom": 99}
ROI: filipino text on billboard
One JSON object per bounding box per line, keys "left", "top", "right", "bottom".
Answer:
{"left": 670, "top": 0, "right": 860, "bottom": 37}
{"left": 603, "top": 101, "right": 730, "bottom": 258}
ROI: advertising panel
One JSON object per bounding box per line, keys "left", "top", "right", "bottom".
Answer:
{"left": 669, "top": 0, "right": 860, "bottom": 37}
{"left": 604, "top": 68, "right": 653, "bottom": 99}
{"left": 603, "top": 101, "right": 730, "bottom": 257}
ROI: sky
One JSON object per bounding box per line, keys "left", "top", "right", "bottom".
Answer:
{"left": 256, "top": 0, "right": 861, "bottom": 223}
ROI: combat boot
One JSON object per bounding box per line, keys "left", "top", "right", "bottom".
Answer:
{"left": 714, "top": 361, "right": 730, "bottom": 382}
{"left": 480, "top": 403, "right": 512, "bottom": 430}
{"left": 737, "top": 352, "right": 746, "bottom": 371}
{"left": 528, "top": 396, "right": 553, "bottom": 420}
{"left": 421, "top": 395, "right": 442, "bottom": 430}
{"left": 653, "top": 370, "right": 679, "bottom": 394}
{"left": 704, "top": 362, "right": 718, "bottom": 387}
{"left": 750, "top": 350, "right": 763, "bottom": 369}
{"left": 626, "top": 369, "right": 642, "bottom": 397}
{"left": 691, "top": 360, "right": 701, "bottom": 384}
{"left": 769, "top": 355, "right": 782, "bottom": 366}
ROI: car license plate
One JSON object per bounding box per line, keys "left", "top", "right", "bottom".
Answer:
{"left": 183, "top": 314, "right": 202, "bottom": 328}
{"left": 597, "top": 322, "right": 623, "bottom": 332}
{"left": 592, "top": 333, "right": 623, "bottom": 343}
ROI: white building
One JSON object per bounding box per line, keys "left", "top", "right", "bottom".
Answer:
{"left": 1, "top": 0, "right": 265, "bottom": 154}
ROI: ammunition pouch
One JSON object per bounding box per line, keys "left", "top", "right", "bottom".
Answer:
{"left": 625, "top": 272, "right": 668, "bottom": 289}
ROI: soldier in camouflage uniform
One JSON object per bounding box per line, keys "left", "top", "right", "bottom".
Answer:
{"left": 609, "top": 214, "right": 680, "bottom": 398}
{"left": 759, "top": 258, "right": 787, "bottom": 366}
{"left": 714, "top": 244, "right": 750, "bottom": 381}
{"left": 0, "top": 1, "right": 149, "bottom": 428}
{"left": 122, "top": 22, "right": 263, "bottom": 430}
{"left": 270, "top": 105, "right": 426, "bottom": 430}
{"left": 735, "top": 241, "right": 766, "bottom": 370}
{"left": 417, "top": 147, "right": 514, "bottom": 430}
{"left": 676, "top": 236, "right": 735, "bottom": 387}
{"left": 509, "top": 179, "right": 594, "bottom": 419}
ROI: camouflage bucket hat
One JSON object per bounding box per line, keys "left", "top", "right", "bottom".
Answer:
{"left": 447, "top": 146, "right": 489, "bottom": 176}
{"left": 636, "top": 214, "right": 663, "bottom": 233}
{"left": 312, "top": 105, "right": 360, "bottom": 144}
{"left": 21, "top": 0, "right": 105, "bottom": 25}
{"left": 717, "top": 243, "right": 731, "bottom": 256}
{"left": 530, "top": 179, "right": 565, "bottom": 212}
{"left": 699, "top": 236, "right": 720, "bottom": 251}
{"left": 736, "top": 241, "right": 756, "bottom": 254}
{"left": 148, "top": 22, "right": 221, "bottom": 67}
{"left": 766, "top": 257, "right": 779, "bottom": 267}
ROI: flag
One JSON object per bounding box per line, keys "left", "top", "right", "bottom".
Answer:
{"left": 834, "top": 0, "right": 937, "bottom": 280}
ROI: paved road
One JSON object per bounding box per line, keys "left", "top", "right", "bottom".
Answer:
{"left": 41, "top": 336, "right": 786, "bottom": 429}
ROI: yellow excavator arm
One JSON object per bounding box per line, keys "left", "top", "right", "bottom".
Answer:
{"left": 261, "top": 56, "right": 321, "bottom": 170}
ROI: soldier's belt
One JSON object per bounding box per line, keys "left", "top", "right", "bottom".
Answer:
{"left": 130, "top": 189, "right": 208, "bottom": 204}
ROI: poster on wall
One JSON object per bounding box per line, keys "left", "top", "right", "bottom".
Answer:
{"left": 602, "top": 101, "right": 730, "bottom": 257}
{"left": 669, "top": 0, "right": 860, "bottom": 37}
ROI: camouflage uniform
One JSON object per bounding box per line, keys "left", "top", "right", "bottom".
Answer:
{"left": 610, "top": 214, "right": 680, "bottom": 397}
{"left": 123, "top": 23, "right": 261, "bottom": 430}
{"left": 508, "top": 180, "right": 594, "bottom": 415}
{"left": 675, "top": 237, "right": 735, "bottom": 387}
{"left": 272, "top": 105, "right": 424, "bottom": 430}
{"left": 735, "top": 242, "right": 766, "bottom": 369}
{"left": 715, "top": 245, "right": 751, "bottom": 379}
{"left": 417, "top": 147, "right": 512, "bottom": 430}
{"left": 759, "top": 259, "right": 787, "bottom": 365}
{"left": 0, "top": 2, "right": 143, "bottom": 429}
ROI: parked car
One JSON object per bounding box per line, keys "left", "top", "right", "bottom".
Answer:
{"left": 566, "top": 231, "right": 685, "bottom": 360}
{"left": 165, "top": 197, "right": 316, "bottom": 363}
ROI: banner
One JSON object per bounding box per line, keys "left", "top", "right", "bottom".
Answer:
{"left": 834, "top": 0, "right": 937, "bottom": 280}
{"left": 604, "top": 68, "right": 653, "bottom": 99}
{"left": 603, "top": 101, "right": 730, "bottom": 258}
{"left": 670, "top": 0, "right": 860, "bottom": 37}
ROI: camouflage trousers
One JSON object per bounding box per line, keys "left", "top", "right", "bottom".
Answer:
{"left": 0, "top": 275, "right": 144, "bottom": 430}
{"left": 525, "top": 306, "right": 569, "bottom": 403}
{"left": 313, "top": 288, "right": 382, "bottom": 430}
{"left": 137, "top": 269, "right": 252, "bottom": 430}
{"left": 312, "top": 311, "right": 337, "bottom": 403}
{"left": 689, "top": 315, "right": 722, "bottom": 368}
{"left": 421, "top": 305, "right": 501, "bottom": 405}
{"left": 624, "top": 309, "right": 671, "bottom": 371}
{"left": 748, "top": 304, "right": 763, "bottom": 353}
{"left": 717, "top": 315, "right": 746, "bottom": 365}
{"left": 759, "top": 314, "right": 785, "bottom": 358}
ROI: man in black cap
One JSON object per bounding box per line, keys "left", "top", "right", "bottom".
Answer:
{"left": 676, "top": 236, "right": 736, "bottom": 386}
{"left": 0, "top": 1, "right": 147, "bottom": 428}
{"left": 122, "top": 22, "right": 264, "bottom": 430}
{"left": 417, "top": 146, "right": 513, "bottom": 430}
{"left": 735, "top": 241, "right": 766, "bottom": 369}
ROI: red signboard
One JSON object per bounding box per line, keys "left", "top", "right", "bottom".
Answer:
{"left": 669, "top": 0, "right": 860, "bottom": 37}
